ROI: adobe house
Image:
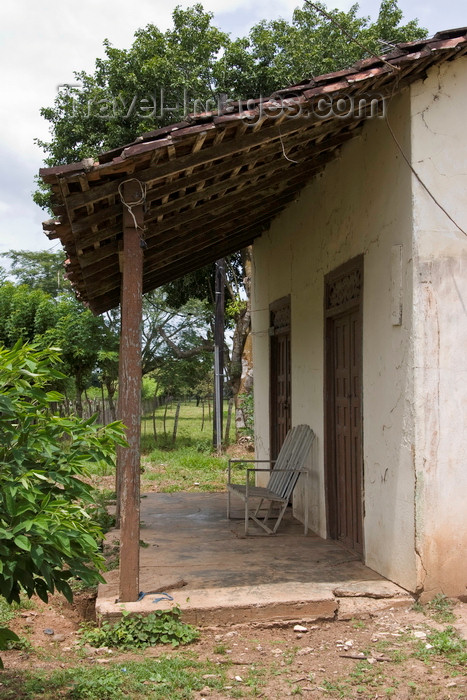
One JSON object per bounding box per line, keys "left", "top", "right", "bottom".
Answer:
{"left": 41, "top": 28, "right": 467, "bottom": 602}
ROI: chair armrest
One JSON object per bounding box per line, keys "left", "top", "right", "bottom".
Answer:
{"left": 261, "top": 468, "right": 308, "bottom": 473}
{"left": 228, "top": 459, "right": 276, "bottom": 464}
{"left": 246, "top": 468, "right": 274, "bottom": 473}
{"left": 245, "top": 468, "right": 308, "bottom": 474}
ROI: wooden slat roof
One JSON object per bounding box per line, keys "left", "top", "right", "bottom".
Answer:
{"left": 41, "top": 28, "right": 467, "bottom": 314}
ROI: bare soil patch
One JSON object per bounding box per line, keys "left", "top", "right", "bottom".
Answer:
{"left": 2, "top": 594, "right": 467, "bottom": 699}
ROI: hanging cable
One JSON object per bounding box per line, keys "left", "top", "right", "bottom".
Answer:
{"left": 303, "top": 0, "right": 400, "bottom": 72}
{"left": 302, "top": 1, "right": 466, "bottom": 237}
{"left": 279, "top": 127, "right": 299, "bottom": 164}
{"left": 384, "top": 116, "right": 467, "bottom": 237}
{"left": 118, "top": 178, "right": 148, "bottom": 248}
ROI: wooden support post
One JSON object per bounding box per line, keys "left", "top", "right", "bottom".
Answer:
{"left": 213, "top": 258, "right": 225, "bottom": 454}
{"left": 117, "top": 180, "right": 144, "bottom": 602}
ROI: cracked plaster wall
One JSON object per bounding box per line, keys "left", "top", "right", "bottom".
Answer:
{"left": 410, "top": 57, "right": 467, "bottom": 599}
{"left": 252, "top": 89, "right": 418, "bottom": 591}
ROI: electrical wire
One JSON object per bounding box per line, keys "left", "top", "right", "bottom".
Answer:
{"left": 303, "top": 1, "right": 467, "bottom": 237}
{"left": 118, "top": 178, "right": 148, "bottom": 247}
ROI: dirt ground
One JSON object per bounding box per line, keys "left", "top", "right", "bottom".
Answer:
{"left": 1, "top": 592, "right": 467, "bottom": 699}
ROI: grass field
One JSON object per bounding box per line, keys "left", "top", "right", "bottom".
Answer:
{"left": 140, "top": 400, "right": 246, "bottom": 492}
{"left": 140, "top": 399, "right": 235, "bottom": 446}
{"left": 89, "top": 400, "right": 249, "bottom": 493}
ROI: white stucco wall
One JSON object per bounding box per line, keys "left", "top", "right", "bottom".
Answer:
{"left": 410, "top": 57, "right": 467, "bottom": 599}
{"left": 252, "top": 90, "right": 419, "bottom": 592}
{"left": 252, "top": 57, "right": 467, "bottom": 596}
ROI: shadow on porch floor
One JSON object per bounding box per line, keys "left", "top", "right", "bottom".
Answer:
{"left": 96, "top": 492, "right": 413, "bottom": 624}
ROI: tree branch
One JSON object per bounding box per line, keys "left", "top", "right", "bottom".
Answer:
{"left": 157, "top": 325, "right": 213, "bottom": 358}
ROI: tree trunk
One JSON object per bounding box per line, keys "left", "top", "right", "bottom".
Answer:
{"left": 84, "top": 389, "right": 93, "bottom": 418}
{"left": 152, "top": 406, "right": 157, "bottom": 442}
{"left": 224, "top": 397, "right": 234, "bottom": 445}
{"left": 163, "top": 400, "right": 169, "bottom": 437}
{"left": 105, "top": 379, "right": 117, "bottom": 422}
{"left": 235, "top": 332, "right": 254, "bottom": 432}
{"left": 227, "top": 246, "right": 253, "bottom": 440}
{"left": 101, "top": 383, "right": 106, "bottom": 424}
{"left": 173, "top": 402, "right": 181, "bottom": 443}
{"left": 75, "top": 390, "right": 83, "bottom": 418}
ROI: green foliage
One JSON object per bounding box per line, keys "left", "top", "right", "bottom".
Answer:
{"left": 81, "top": 608, "right": 199, "bottom": 649}
{"left": 141, "top": 375, "right": 158, "bottom": 400}
{"left": 424, "top": 594, "right": 456, "bottom": 623}
{"left": 0, "top": 250, "right": 68, "bottom": 297}
{"left": 415, "top": 626, "right": 467, "bottom": 666}
{"left": 238, "top": 390, "right": 254, "bottom": 439}
{"left": 0, "top": 627, "right": 20, "bottom": 669}
{"left": 35, "top": 1, "right": 426, "bottom": 207}
{"left": 0, "top": 342, "right": 127, "bottom": 606}
{"left": 0, "top": 281, "right": 118, "bottom": 408}
{"left": 217, "top": 0, "right": 426, "bottom": 98}
{"left": 84, "top": 489, "right": 116, "bottom": 534}
{"left": 0, "top": 282, "right": 51, "bottom": 347}
{"left": 141, "top": 290, "right": 213, "bottom": 381}
{"left": 2, "top": 656, "right": 226, "bottom": 699}
{"left": 39, "top": 295, "right": 113, "bottom": 397}
{"left": 35, "top": 4, "right": 229, "bottom": 181}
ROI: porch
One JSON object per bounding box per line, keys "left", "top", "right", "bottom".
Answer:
{"left": 96, "top": 492, "right": 412, "bottom": 624}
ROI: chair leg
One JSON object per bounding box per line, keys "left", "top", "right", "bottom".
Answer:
{"left": 254, "top": 498, "right": 265, "bottom": 518}
{"left": 263, "top": 500, "right": 274, "bottom": 527}
{"left": 245, "top": 499, "right": 249, "bottom": 536}
{"left": 227, "top": 489, "right": 231, "bottom": 520}
{"left": 272, "top": 502, "right": 289, "bottom": 534}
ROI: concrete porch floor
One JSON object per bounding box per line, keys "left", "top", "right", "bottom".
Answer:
{"left": 96, "top": 492, "right": 413, "bottom": 625}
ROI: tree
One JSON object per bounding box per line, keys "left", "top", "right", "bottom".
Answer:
{"left": 37, "top": 296, "right": 112, "bottom": 416}
{"left": 34, "top": 1, "right": 425, "bottom": 208}
{"left": 0, "top": 343, "right": 126, "bottom": 609}
{"left": 0, "top": 282, "right": 50, "bottom": 347}
{"left": 0, "top": 250, "right": 69, "bottom": 298}
{"left": 215, "top": 0, "right": 426, "bottom": 98}
{"left": 34, "top": 1, "right": 426, "bottom": 435}
{"left": 0, "top": 281, "right": 113, "bottom": 416}
{"left": 141, "top": 290, "right": 213, "bottom": 377}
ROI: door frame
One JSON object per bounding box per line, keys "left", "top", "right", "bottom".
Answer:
{"left": 324, "top": 255, "right": 364, "bottom": 549}
{"left": 269, "top": 295, "right": 291, "bottom": 461}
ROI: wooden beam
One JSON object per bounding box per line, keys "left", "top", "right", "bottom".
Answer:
{"left": 62, "top": 115, "right": 315, "bottom": 212}
{"left": 117, "top": 179, "right": 144, "bottom": 602}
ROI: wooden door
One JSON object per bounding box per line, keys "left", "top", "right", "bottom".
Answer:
{"left": 325, "top": 257, "right": 364, "bottom": 555}
{"left": 270, "top": 296, "right": 291, "bottom": 460}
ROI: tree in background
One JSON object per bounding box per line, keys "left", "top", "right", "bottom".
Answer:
{"left": 216, "top": 0, "right": 425, "bottom": 98}
{"left": 33, "top": 1, "right": 426, "bottom": 437}
{"left": 0, "top": 263, "right": 216, "bottom": 416}
{"left": 0, "top": 250, "right": 69, "bottom": 297}
{"left": 0, "top": 280, "right": 110, "bottom": 415}
{"left": 35, "top": 0, "right": 426, "bottom": 188}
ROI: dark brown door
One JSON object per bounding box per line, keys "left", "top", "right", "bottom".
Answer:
{"left": 270, "top": 296, "right": 291, "bottom": 460}
{"left": 325, "top": 257, "right": 363, "bottom": 555}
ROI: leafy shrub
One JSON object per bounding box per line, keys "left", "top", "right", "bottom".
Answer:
{"left": 0, "top": 628, "right": 20, "bottom": 668}
{"left": 0, "top": 342, "right": 127, "bottom": 606}
{"left": 81, "top": 608, "right": 199, "bottom": 649}
{"left": 238, "top": 390, "right": 254, "bottom": 440}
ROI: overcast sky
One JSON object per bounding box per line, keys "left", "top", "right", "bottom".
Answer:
{"left": 0, "top": 0, "right": 465, "bottom": 256}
